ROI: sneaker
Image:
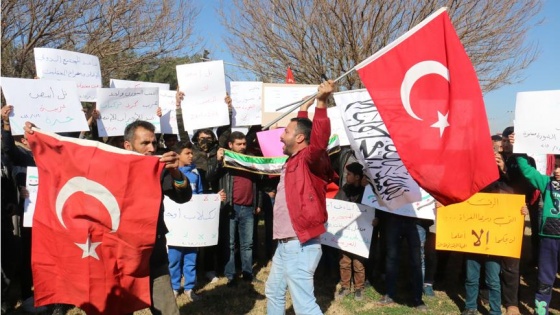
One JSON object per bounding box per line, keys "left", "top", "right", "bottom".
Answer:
{"left": 173, "top": 290, "right": 180, "bottom": 298}
{"left": 461, "top": 309, "right": 478, "bottom": 315}
{"left": 377, "top": 295, "right": 394, "bottom": 306}
{"left": 185, "top": 290, "right": 201, "bottom": 302}
{"left": 354, "top": 289, "right": 363, "bottom": 301}
{"left": 423, "top": 284, "right": 435, "bottom": 296}
{"left": 415, "top": 303, "right": 428, "bottom": 312}
{"left": 335, "top": 287, "right": 350, "bottom": 300}
{"left": 205, "top": 271, "right": 218, "bottom": 283}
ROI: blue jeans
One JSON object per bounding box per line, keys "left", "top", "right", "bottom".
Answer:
{"left": 225, "top": 204, "right": 254, "bottom": 279}
{"left": 385, "top": 214, "right": 423, "bottom": 305}
{"left": 167, "top": 246, "right": 197, "bottom": 291}
{"left": 265, "top": 238, "right": 322, "bottom": 315}
{"left": 464, "top": 255, "right": 501, "bottom": 315}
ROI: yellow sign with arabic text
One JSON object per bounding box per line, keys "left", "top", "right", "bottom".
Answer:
{"left": 436, "top": 193, "right": 525, "bottom": 258}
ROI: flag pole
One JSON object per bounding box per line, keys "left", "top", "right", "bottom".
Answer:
{"left": 264, "top": 67, "right": 357, "bottom": 130}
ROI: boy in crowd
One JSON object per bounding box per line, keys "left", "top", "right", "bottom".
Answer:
{"left": 517, "top": 155, "right": 560, "bottom": 315}
{"left": 167, "top": 141, "right": 225, "bottom": 300}
{"left": 334, "top": 162, "right": 366, "bottom": 301}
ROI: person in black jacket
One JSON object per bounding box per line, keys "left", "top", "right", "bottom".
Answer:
{"left": 210, "top": 131, "right": 262, "bottom": 285}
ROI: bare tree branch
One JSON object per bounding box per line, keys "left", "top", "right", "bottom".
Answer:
{"left": 219, "top": 0, "right": 542, "bottom": 93}
{"left": 1, "top": 0, "right": 201, "bottom": 85}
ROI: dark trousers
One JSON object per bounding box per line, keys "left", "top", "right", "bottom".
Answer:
{"left": 535, "top": 238, "right": 560, "bottom": 315}
{"left": 500, "top": 257, "right": 520, "bottom": 308}
{"left": 385, "top": 214, "right": 423, "bottom": 306}
{"left": 528, "top": 201, "right": 541, "bottom": 264}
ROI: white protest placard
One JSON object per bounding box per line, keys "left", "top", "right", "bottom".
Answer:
{"left": 514, "top": 90, "right": 560, "bottom": 154}
{"left": 1, "top": 78, "right": 89, "bottom": 135}
{"left": 320, "top": 199, "right": 375, "bottom": 258}
{"left": 96, "top": 88, "right": 159, "bottom": 137}
{"left": 34, "top": 48, "right": 102, "bottom": 101}
{"left": 230, "top": 81, "right": 263, "bottom": 127}
{"left": 163, "top": 194, "right": 222, "bottom": 247}
{"left": 23, "top": 167, "right": 39, "bottom": 227}
{"left": 327, "top": 107, "right": 351, "bottom": 146}
{"left": 110, "top": 78, "right": 170, "bottom": 91}
{"left": 159, "top": 90, "right": 180, "bottom": 136}
{"left": 333, "top": 89, "right": 421, "bottom": 210}
{"left": 176, "top": 60, "right": 229, "bottom": 130}
{"left": 361, "top": 184, "right": 436, "bottom": 220}
{"left": 262, "top": 83, "right": 318, "bottom": 127}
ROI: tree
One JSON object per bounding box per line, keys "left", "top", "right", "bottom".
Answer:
{"left": 1, "top": 0, "right": 200, "bottom": 85}
{"left": 219, "top": 0, "right": 542, "bottom": 92}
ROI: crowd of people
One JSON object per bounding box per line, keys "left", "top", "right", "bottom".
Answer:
{"left": 1, "top": 79, "right": 559, "bottom": 315}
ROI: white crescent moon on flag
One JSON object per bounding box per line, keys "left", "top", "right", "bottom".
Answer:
{"left": 400, "top": 60, "right": 449, "bottom": 121}
{"left": 55, "top": 176, "right": 121, "bottom": 232}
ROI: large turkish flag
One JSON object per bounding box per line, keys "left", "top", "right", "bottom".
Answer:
{"left": 355, "top": 8, "right": 498, "bottom": 205}
{"left": 28, "top": 130, "right": 164, "bottom": 314}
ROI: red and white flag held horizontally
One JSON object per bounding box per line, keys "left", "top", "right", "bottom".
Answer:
{"left": 355, "top": 8, "right": 498, "bottom": 205}
{"left": 28, "top": 130, "right": 164, "bottom": 314}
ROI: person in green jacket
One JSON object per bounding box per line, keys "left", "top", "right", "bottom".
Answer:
{"left": 516, "top": 155, "right": 560, "bottom": 315}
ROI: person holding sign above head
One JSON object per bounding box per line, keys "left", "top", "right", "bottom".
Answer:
{"left": 334, "top": 162, "right": 366, "bottom": 301}
{"left": 264, "top": 80, "right": 337, "bottom": 315}
{"left": 516, "top": 155, "right": 560, "bottom": 315}
{"left": 500, "top": 126, "right": 538, "bottom": 315}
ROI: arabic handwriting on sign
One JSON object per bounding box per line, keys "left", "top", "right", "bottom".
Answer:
{"left": 44, "top": 116, "right": 74, "bottom": 126}
{"left": 39, "top": 104, "right": 66, "bottom": 113}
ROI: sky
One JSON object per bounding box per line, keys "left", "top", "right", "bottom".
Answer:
{"left": 196, "top": 1, "right": 560, "bottom": 134}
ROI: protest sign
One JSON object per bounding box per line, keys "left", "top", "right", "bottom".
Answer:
{"left": 96, "top": 88, "right": 159, "bottom": 136}
{"left": 333, "top": 89, "right": 421, "bottom": 210}
{"left": 514, "top": 90, "right": 560, "bottom": 154}
{"left": 436, "top": 193, "right": 525, "bottom": 258}
{"left": 230, "top": 81, "right": 263, "bottom": 127}
{"left": 163, "top": 194, "right": 222, "bottom": 247}
{"left": 159, "top": 90, "right": 180, "bottom": 136}
{"left": 23, "top": 167, "right": 39, "bottom": 227}
{"left": 34, "top": 48, "right": 102, "bottom": 101}
{"left": 361, "top": 184, "right": 436, "bottom": 220}
{"left": 256, "top": 128, "right": 286, "bottom": 157}
{"left": 320, "top": 199, "right": 375, "bottom": 258}
{"left": 262, "top": 83, "right": 318, "bottom": 127}
{"left": 110, "top": 78, "right": 170, "bottom": 91}
{"left": 1, "top": 77, "right": 89, "bottom": 135}
{"left": 176, "top": 60, "right": 229, "bottom": 130}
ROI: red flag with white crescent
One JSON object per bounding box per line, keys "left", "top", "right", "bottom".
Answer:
{"left": 355, "top": 8, "right": 498, "bottom": 205}
{"left": 28, "top": 129, "right": 164, "bottom": 314}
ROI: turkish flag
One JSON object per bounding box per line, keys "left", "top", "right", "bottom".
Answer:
{"left": 286, "top": 67, "right": 295, "bottom": 84}
{"left": 28, "top": 130, "right": 164, "bottom": 314}
{"left": 355, "top": 8, "right": 498, "bottom": 205}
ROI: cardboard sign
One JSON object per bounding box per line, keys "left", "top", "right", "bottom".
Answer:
{"left": 163, "top": 194, "right": 221, "bottom": 247}
{"left": 320, "top": 199, "right": 375, "bottom": 258}
{"left": 436, "top": 193, "right": 525, "bottom": 258}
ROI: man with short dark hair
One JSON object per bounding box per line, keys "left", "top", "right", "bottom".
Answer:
{"left": 123, "top": 120, "right": 192, "bottom": 315}
{"left": 212, "top": 131, "right": 262, "bottom": 285}
{"left": 265, "top": 81, "right": 336, "bottom": 315}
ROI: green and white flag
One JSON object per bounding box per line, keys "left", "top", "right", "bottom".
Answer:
{"left": 223, "top": 151, "right": 287, "bottom": 175}
{"left": 223, "top": 134, "right": 341, "bottom": 175}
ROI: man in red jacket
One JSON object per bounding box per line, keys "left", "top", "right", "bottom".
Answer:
{"left": 265, "top": 80, "right": 336, "bottom": 315}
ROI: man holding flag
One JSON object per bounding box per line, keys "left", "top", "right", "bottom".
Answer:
{"left": 24, "top": 120, "right": 192, "bottom": 314}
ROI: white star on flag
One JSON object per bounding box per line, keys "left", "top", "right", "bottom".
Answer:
{"left": 430, "top": 111, "right": 450, "bottom": 137}
{"left": 75, "top": 234, "right": 101, "bottom": 260}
